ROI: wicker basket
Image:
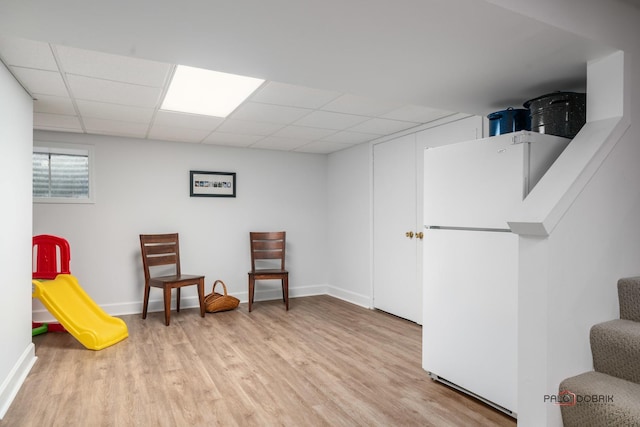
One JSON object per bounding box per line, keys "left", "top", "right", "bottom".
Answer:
{"left": 204, "top": 280, "right": 240, "bottom": 313}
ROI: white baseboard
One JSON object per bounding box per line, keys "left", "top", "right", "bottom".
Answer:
{"left": 326, "top": 286, "right": 372, "bottom": 309}
{"left": 31, "top": 284, "right": 372, "bottom": 319}
{"left": 0, "top": 343, "right": 36, "bottom": 420}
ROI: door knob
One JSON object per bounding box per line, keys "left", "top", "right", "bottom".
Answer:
{"left": 405, "top": 231, "right": 414, "bottom": 238}
{"left": 416, "top": 232, "right": 424, "bottom": 239}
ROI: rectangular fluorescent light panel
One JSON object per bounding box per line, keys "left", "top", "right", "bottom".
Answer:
{"left": 161, "top": 65, "right": 264, "bottom": 117}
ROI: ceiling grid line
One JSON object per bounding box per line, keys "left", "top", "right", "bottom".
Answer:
{"left": 145, "top": 63, "right": 178, "bottom": 140}
{"left": 49, "top": 44, "right": 87, "bottom": 133}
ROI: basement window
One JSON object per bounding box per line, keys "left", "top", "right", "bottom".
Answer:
{"left": 33, "top": 143, "right": 95, "bottom": 203}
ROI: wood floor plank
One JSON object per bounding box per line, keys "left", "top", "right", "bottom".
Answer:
{"left": 1, "top": 296, "right": 515, "bottom": 426}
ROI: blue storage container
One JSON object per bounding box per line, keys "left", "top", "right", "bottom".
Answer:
{"left": 487, "top": 107, "right": 531, "bottom": 136}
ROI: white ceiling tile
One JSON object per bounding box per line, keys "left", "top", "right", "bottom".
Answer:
{"left": 0, "top": 37, "right": 58, "bottom": 71}
{"left": 320, "top": 130, "right": 378, "bottom": 144}
{"left": 215, "top": 118, "right": 283, "bottom": 135}
{"left": 11, "top": 66, "right": 68, "bottom": 97}
{"left": 348, "top": 118, "right": 418, "bottom": 135}
{"left": 381, "top": 105, "right": 455, "bottom": 123}
{"left": 76, "top": 99, "right": 154, "bottom": 123}
{"left": 294, "top": 141, "right": 353, "bottom": 154}
{"left": 273, "top": 125, "right": 336, "bottom": 140}
{"left": 67, "top": 74, "right": 162, "bottom": 108}
{"left": 249, "top": 81, "right": 341, "bottom": 109}
{"left": 320, "top": 93, "right": 401, "bottom": 117}
{"left": 153, "top": 110, "right": 224, "bottom": 130}
{"left": 230, "top": 102, "right": 311, "bottom": 124}
{"left": 33, "top": 95, "right": 76, "bottom": 115}
{"left": 34, "top": 113, "right": 82, "bottom": 130}
{"left": 148, "top": 125, "right": 211, "bottom": 143}
{"left": 55, "top": 45, "right": 172, "bottom": 87}
{"left": 202, "top": 132, "right": 262, "bottom": 147}
{"left": 250, "top": 136, "right": 307, "bottom": 151}
{"left": 294, "top": 110, "right": 369, "bottom": 130}
{"left": 83, "top": 117, "right": 149, "bottom": 138}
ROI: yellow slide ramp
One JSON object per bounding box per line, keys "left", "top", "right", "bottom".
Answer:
{"left": 32, "top": 274, "right": 128, "bottom": 350}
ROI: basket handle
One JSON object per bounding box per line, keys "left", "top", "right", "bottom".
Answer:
{"left": 212, "top": 279, "right": 228, "bottom": 296}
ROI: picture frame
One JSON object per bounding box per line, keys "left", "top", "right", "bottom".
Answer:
{"left": 190, "top": 170, "right": 236, "bottom": 198}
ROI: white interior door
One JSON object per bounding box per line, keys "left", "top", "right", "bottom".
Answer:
{"left": 372, "top": 116, "right": 483, "bottom": 324}
{"left": 373, "top": 133, "right": 420, "bottom": 323}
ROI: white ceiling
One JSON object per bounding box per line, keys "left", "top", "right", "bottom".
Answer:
{"left": 0, "top": 0, "right": 619, "bottom": 154}
{"left": 0, "top": 37, "right": 456, "bottom": 153}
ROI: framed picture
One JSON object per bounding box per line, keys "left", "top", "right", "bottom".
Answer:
{"left": 190, "top": 171, "right": 236, "bottom": 198}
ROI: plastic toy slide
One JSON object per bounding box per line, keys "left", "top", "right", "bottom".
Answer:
{"left": 32, "top": 274, "right": 128, "bottom": 350}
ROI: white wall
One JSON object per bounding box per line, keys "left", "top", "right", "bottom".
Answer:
{"left": 327, "top": 142, "right": 372, "bottom": 307}
{"left": 32, "top": 131, "right": 329, "bottom": 319}
{"left": 489, "top": 1, "right": 640, "bottom": 425}
{"left": 0, "top": 64, "right": 36, "bottom": 418}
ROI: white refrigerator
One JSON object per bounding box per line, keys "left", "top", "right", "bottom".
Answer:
{"left": 421, "top": 131, "right": 569, "bottom": 417}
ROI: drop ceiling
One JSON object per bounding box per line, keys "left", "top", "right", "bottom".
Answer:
{"left": 0, "top": 0, "right": 618, "bottom": 154}
{"left": 0, "top": 37, "right": 457, "bottom": 153}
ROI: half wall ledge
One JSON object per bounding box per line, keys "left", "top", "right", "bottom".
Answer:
{"left": 508, "top": 116, "right": 630, "bottom": 237}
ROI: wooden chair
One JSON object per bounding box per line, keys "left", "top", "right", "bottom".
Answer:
{"left": 248, "top": 231, "right": 288, "bottom": 312}
{"left": 139, "top": 233, "right": 205, "bottom": 326}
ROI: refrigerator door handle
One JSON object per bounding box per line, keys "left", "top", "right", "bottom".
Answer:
{"left": 424, "top": 225, "right": 512, "bottom": 233}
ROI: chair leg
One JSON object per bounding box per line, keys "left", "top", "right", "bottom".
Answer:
{"left": 163, "top": 287, "right": 171, "bottom": 326}
{"left": 248, "top": 275, "right": 254, "bottom": 312}
{"left": 197, "top": 278, "right": 205, "bottom": 318}
{"left": 283, "top": 275, "right": 289, "bottom": 311}
{"left": 142, "top": 283, "right": 150, "bottom": 319}
{"left": 176, "top": 287, "right": 181, "bottom": 312}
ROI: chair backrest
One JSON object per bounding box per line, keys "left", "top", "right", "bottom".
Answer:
{"left": 139, "top": 233, "right": 181, "bottom": 280}
{"left": 33, "top": 234, "right": 71, "bottom": 280}
{"left": 250, "top": 231, "right": 286, "bottom": 271}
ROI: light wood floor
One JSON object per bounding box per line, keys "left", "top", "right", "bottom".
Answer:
{"left": 2, "top": 296, "right": 515, "bottom": 426}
